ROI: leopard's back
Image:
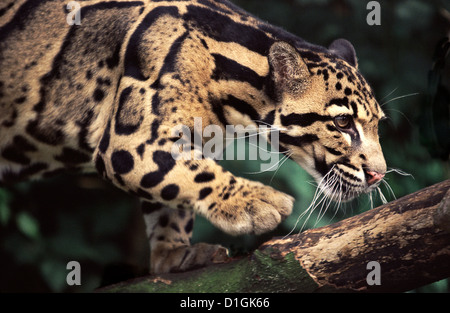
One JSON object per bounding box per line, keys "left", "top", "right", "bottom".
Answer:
{"left": 0, "top": 0, "right": 146, "bottom": 182}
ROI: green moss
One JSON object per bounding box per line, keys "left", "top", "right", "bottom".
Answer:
{"left": 101, "top": 250, "right": 319, "bottom": 293}
{"left": 247, "top": 250, "right": 319, "bottom": 292}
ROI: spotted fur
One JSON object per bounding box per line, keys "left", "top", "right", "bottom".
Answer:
{"left": 0, "top": 0, "right": 386, "bottom": 274}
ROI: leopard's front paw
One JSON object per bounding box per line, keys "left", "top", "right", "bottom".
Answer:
{"left": 206, "top": 180, "right": 294, "bottom": 235}
{"left": 150, "top": 243, "right": 229, "bottom": 274}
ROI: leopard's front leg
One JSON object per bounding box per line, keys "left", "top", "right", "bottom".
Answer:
{"left": 96, "top": 116, "right": 294, "bottom": 272}
{"left": 125, "top": 146, "right": 294, "bottom": 236}
{"left": 190, "top": 166, "right": 294, "bottom": 235}
{"left": 94, "top": 79, "right": 293, "bottom": 272}
{"left": 141, "top": 201, "right": 229, "bottom": 273}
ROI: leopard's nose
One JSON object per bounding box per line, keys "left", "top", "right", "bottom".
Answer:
{"left": 364, "top": 170, "right": 385, "bottom": 186}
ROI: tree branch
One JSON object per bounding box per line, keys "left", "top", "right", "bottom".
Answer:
{"left": 100, "top": 179, "right": 450, "bottom": 293}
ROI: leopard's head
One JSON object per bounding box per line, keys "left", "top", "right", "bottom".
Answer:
{"left": 268, "top": 40, "right": 386, "bottom": 201}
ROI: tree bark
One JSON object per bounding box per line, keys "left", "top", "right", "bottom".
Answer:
{"left": 100, "top": 179, "right": 450, "bottom": 293}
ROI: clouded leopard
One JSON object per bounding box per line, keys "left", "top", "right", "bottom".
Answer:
{"left": 0, "top": 0, "right": 386, "bottom": 274}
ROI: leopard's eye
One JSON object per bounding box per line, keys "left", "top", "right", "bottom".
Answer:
{"left": 334, "top": 115, "right": 352, "bottom": 130}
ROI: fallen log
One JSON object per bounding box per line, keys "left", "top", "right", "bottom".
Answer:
{"left": 100, "top": 179, "right": 450, "bottom": 293}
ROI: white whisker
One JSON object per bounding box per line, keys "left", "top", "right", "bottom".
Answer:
{"left": 246, "top": 141, "right": 290, "bottom": 154}
{"left": 376, "top": 186, "right": 388, "bottom": 204}
{"left": 380, "top": 92, "right": 419, "bottom": 107}
{"left": 225, "top": 128, "right": 276, "bottom": 140}
{"left": 285, "top": 166, "right": 338, "bottom": 237}
{"left": 386, "top": 167, "right": 414, "bottom": 179}
{"left": 329, "top": 175, "right": 344, "bottom": 221}
{"left": 269, "top": 151, "right": 293, "bottom": 185}
{"left": 242, "top": 151, "right": 292, "bottom": 175}
{"left": 284, "top": 160, "right": 414, "bottom": 239}
{"left": 382, "top": 108, "right": 414, "bottom": 127}
{"left": 380, "top": 87, "right": 399, "bottom": 102}
{"left": 381, "top": 179, "right": 396, "bottom": 200}
{"left": 369, "top": 190, "right": 374, "bottom": 210}
{"left": 252, "top": 120, "right": 287, "bottom": 131}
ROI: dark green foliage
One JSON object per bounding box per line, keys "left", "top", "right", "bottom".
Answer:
{"left": 0, "top": 0, "right": 449, "bottom": 292}
{"left": 420, "top": 37, "right": 450, "bottom": 161}
{"left": 0, "top": 176, "right": 148, "bottom": 292}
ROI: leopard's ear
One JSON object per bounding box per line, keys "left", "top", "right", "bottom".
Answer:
{"left": 268, "top": 41, "right": 311, "bottom": 98}
{"left": 329, "top": 38, "right": 358, "bottom": 68}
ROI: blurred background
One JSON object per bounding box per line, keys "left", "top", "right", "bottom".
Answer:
{"left": 0, "top": 0, "right": 449, "bottom": 292}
